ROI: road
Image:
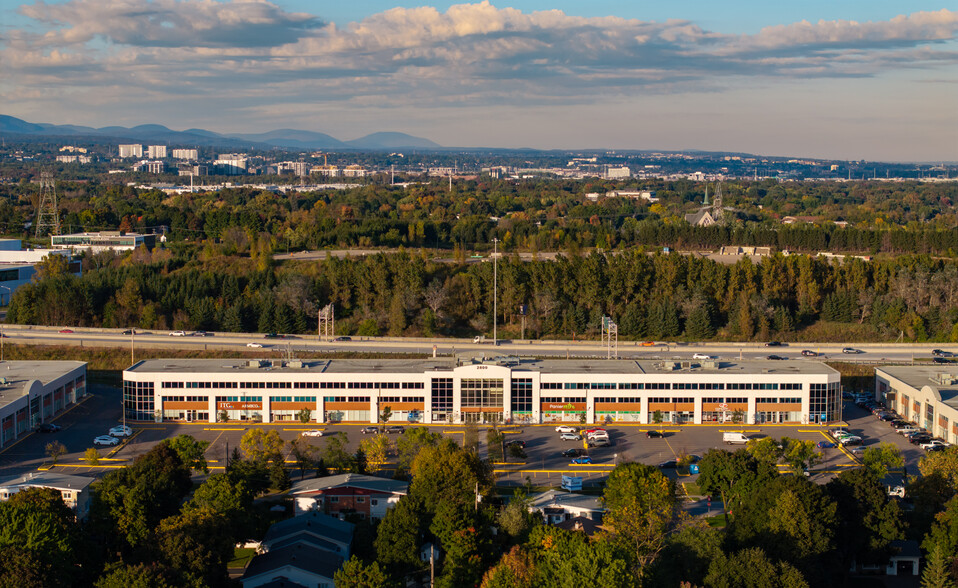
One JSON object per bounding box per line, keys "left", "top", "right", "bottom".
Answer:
{"left": 0, "top": 325, "right": 952, "bottom": 363}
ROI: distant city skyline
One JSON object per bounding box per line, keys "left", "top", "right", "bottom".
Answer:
{"left": 0, "top": 0, "right": 956, "bottom": 162}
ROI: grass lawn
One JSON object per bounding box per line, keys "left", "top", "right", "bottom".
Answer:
{"left": 229, "top": 547, "right": 256, "bottom": 569}
{"left": 682, "top": 482, "right": 702, "bottom": 497}
{"left": 706, "top": 514, "right": 727, "bottom": 528}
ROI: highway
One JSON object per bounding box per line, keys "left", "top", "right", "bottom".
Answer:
{"left": 0, "top": 324, "right": 950, "bottom": 364}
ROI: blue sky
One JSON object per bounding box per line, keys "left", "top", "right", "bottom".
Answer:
{"left": 1, "top": 0, "right": 956, "bottom": 161}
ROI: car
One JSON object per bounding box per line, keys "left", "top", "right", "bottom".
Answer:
{"left": 555, "top": 425, "right": 578, "bottom": 433}
{"left": 895, "top": 425, "right": 921, "bottom": 435}
{"left": 584, "top": 428, "right": 607, "bottom": 436}
{"left": 361, "top": 426, "right": 379, "bottom": 434}
{"left": 932, "top": 349, "right": 953, "bottom": 357}
{"left": 35, "top": 423, "right": 61, "bottom": 433}
{"left": 561, "top": 448, "right": 583, "bottom": 458}
{"left": 933, "top": 357, "right": 953, "bottom": 364}
{"left": 801, "top": 350, "right": 818, "bottom": 357}
{"left": 58, "top": 328, "right": 74, "bottom": 333}
{"left": 839, "top": 436, "right": 863, "bottom": 446}
{"left": 889, "top": 419, "right": 908, "bottom": 428}
{"left": 121, "top": 329, "right": 136, "bottom": 335}
{"left": 766, "top": 354, "right": 786, "bottom": 360}
{"left": 926, "top": 443, "right": 950, "bottom": 452}
{"left": 908, "top": 433, "right": 933, "bottom": 445}
{"left": 658, "top": 459, "right": 678, "bottom": 468}
{"left": 646, "top": 430, "right": 664, "bottom": 438}
{"left": 246, "top": 342, "right": 263, "bottom": 348}
{"left": 842, "top": 347, "right": 863, "bottom": 354}
{"left": 93, "top": 435, "right": 120, "bottom": 446}
{"left": 571, "top": 456, "right": 593, "bottom": 465}
{"left": 641, "top": 341, "right": 657, "bottom": 347}
{"left": 921, "top": 440, "right": 950, "bottom": 451}
{"left": 334, "top": 336, "right": 352, "bottom": 342}
{"left": 169, "top": 330, "right": 187, "bottom": 337}
{"left": 386, "top": 425, "right": 405, "bottom": 434}
{"left": 300, "top": 430, "right": 324, "bottom": 437}
{"left": 559, "top": 432, "right": 582, "bottom": 441}
{"left": 192, "top": 330, "right": 212, "bottom": 337}
{"left": 588, "top": 438, "right": 612, "bottom": 447}
{"left": 878, "top": 412, "right": 898, "bottom": 422}
{"left": 817, "top": 441, "right": 837, "bottom": 449}
{"left": 692, "top": 353, "right": 711, "bottom": 360}
{"left": 830, "top": 429, "right": 853, "bottom": 439}
{"left": 108, "top": 425, "right": 133, "bottom": 438}
{"left": 505, "top": 440, "right": 526, "bottom": 448}
{"left": 765, "top": 341, "right": 783, "bottom": 347}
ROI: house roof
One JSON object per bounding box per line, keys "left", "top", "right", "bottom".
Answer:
{"left": 241, "top": 543, "right": 343, "bottom": 584}
{"left": 269, "top": 532, "right": 341, "bottom": 554}
{"left": 529, "top": 490, "right": 604, "bottom": 512}
{"left": 890, "top": 540, "right": 921, "bottom": 559}
{"left": 250, "top": 579, "right": 307, "bottom": 588}
{"left": 0, "top": 471, "right": 94, "bottom": 492}
{"left": 263, "top": 511, "right": 355, "bottom": 546}
{"left": 290, "top": 473, "right": 408, "bottom": 496}
{"left": 554, "top": 516, "right": 603, "bottom": 535}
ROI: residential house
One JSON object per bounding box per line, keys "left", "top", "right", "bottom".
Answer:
{"left": 289, "top": 473, "right": 408, "bottom": 519}
{"left": 529, "top": 489, "right": 605, "bottom": 525}
{"left": 0, "top": 471, "right": 94, "bottom": 518}
{"left": 241, "top": 543, "right": 341, "bottom": 588}
{"left": 262, "top": 511, "right": 354, "bottom": 559}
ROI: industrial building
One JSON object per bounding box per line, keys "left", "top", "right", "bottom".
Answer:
{"left": 50, "top": 231, "right": 156, "bottom": 254}
{"left": 122, "top": 357, "right": 841, "bottom": 425}
{"left": 0, "top": 361, "right": 88, "bottom": 448}
{"left": 875, "top": 366, "right": 958, "bottom": 445}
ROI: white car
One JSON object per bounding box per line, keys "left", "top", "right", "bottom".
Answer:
{"left": 246, "top": 342, "right": 263, "bottom": 348}
{"left": 559, "top": 433, "right": 582, "bottom": 441}
{"left": 830, "top": 429, "right": 853, "bottom": 439}
{"left": 692, "top": 353, "right": 711, "bottom": 360}
{"left": 108, "top": 425, "right": 132, "bottom": 438}
{"left": 839, "top": 435, "right": 863, "bottom": 446}
{"left": 94, "top": 435, "right": 120, "bottom": 446}
{"left": 921, "top": 440, "right": 950, "bottom": 451}
{"left": 169, "top": 330, "right": 187, "bottom": 336}
{"left": 895, "top": 425, "right": 921, "bottom": 435}
{"left": 555, "top": 425, "right": 578, "bottom": 433}
{"left": 300, "top": 430, "right": 324, "bottom": 437}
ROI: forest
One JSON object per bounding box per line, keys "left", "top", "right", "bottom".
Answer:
{"left": 9, "top": 245, "right": 958, "bottom": 343}
{"left": 4, "top": 428, "right": 958, "bottom": 587}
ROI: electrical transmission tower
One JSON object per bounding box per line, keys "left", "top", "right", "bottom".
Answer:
{"left": 602, "top": 316, "right": 618, "bottom": 359}
{"left": 35, "top": 172, "right": 61, "bottom": 238}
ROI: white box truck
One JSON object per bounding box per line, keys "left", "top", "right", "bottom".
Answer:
{"left": 723, "top": 432, "right": 750, "bottom": 445}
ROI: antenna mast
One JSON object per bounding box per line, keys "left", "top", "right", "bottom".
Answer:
{"left": 35, "top": 172, "right": 61, "bottom": 238}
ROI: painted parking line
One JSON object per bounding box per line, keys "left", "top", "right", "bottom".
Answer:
{"left": 204, "top": 428, "right": 247, "bottom": 431}
{"left": 283, "top": 428, "right": 325, "bottom": 432}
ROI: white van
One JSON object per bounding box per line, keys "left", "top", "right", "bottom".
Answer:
{"left": 723, "top": 432, "right": 750, "bottom": 445}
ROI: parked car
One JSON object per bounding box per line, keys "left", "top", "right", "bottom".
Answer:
{"left": 555, "top": 425, "right": 578, "bottom": 433}
{"left": 561, "top": 448, "right": 583, "bottom": 457}
{"left": 560, "top": 432, "right": 582, "bottom": 441}
{"left": 588, "top": 438, "right": 612, "bottom": 447}
{"left": 646, "top": 430, "right": 665, "bottom": 439}
{"left": 692, "top": 353, "right": 711, "bottom": 360}
{"left": 926, "top": 443, "right": 950, "bottom": 452}
{"left": 895, "top": 425, "right": 921, "bottom": 435}
{"left": 94, "top": 435, "right": 120, "bottom": 446}
{"left": 839, "top": 436, "right": 863, "bottom": 446}
{"left": 386, "top": 426, "right": 405, "bottom": 434}
{"left": 842, "top": 347, "right": 863, "bottom": 354}
{"left": 817, "top": 441, "right": 837, "bottom": 449}
{"left": 169, "top": 330, "right": 187, "bottom": 336}
{"left": 334, "top": 336, "right": 352, "bottom": 342}
{"left": 108, "top": 425, "right": 133, "bottom": 438}
{"left": 921, "top": 440, "right": 950, "bottom": 451}
{"left": 35, "top": 423, "right": 61, "bottom": 433}
{"left": 300, "top": 430, "right": 324, "bottom": 437}
{"left": 801, "top": 350, "right": 818, "bottom": 357}
{"left": 571, "top": 456, "right": 593, "bottom": 465}
{"left": 246, "top": 342, "right": 263, "bottom": 348}
{"left": 505, "top": 440, "right": 526, "bottom": 448}
{"left": 766, "top": 355, "right": 786, "bottom": 360}
{"left": 908, "top": 433, "right": 933, "bottom": 445}
{"left": 878, "top": 412, "right": 899, "bottom": 422}
{"left": 830, "top": 429, "right": 853, "bottom": 439}
{"left": 889, "top": 419, "right": 908, "bottom": 428}
{"left": 361, "top": 426, "right": 379, "bottom": 434}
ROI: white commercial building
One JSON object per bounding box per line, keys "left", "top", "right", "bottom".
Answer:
{"left": 122, "top": 357, "right": 841, "bottom": 425}
{"left": 0, "top": 361, "right": 88, "bottom": 449}
{"left": 876, "top": 366, "right": 958, "bottom": 444}
{"left": 50, "top": 231, "right": 156, "bottom": 254}
{"left": 118, "top": 144, "right": 143, "bottom": 158}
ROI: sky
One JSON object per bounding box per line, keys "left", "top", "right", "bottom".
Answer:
{"left": 0, "top": 0, "right": 956, "bottom": 161}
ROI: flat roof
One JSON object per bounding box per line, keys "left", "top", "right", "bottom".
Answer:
{"left": 0, "top": 471, "right": 94, "bottom": 491}
{"left": 126, "top": 357, "right": 837, "bottom": 378}
{"left": 877, "top": 365, "right": 958, "bottom": 409}
{"left": 0, "top": 361, "right": 85, "bottom": 411}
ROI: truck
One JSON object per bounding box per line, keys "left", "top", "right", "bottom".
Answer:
{"left": 723, "top": 432, "right": 750, "bottom": 445}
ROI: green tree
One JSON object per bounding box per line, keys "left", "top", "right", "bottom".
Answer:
{"left": 919, "top": 446, "right": 958, "bottom": 494}
{"left": 430, "top": 499, "right": 491, "bottom": 588}
{"left": 360, "top": 434, "right": 391, "bottom": 473}
{"left": 396, "top": 427, "right": 442, "bottom": 475}
{"left": 921, "top": 543, "right": 958, "bottom": 588}
{"left": 647, "top": 522, "right": 724, "bottom": 587}
{"left": 239, "top": 428, "right": 284, "bottom": 463}
{"left": 781, "top": 438, "right": 821, "bottom": 474}
{"left": 380, "top": 405, "right": 393, "bottom": 429}
{"left": 95, "top": 562, "right": 177, "bottom": 588}
{"left": 411, "top": 439, "right": 493, "bottom": 514}
{"left": 487, "top": 428, "right": 505, "bottom": 463}
{"left": 374, "top": 495, "right": 426, "bottom": 579}
{"left": 602, "top": 462, "right": 675, "bottom": 570}
{"left": 697, "top": 449, "right": 778, "bottom": 518}
{"left": 0, "top": 487, "right": 80, "bottom": 586}
{"left": 826, "top": 468, "right": 905, "bottom": 571}
{"left": 862, "top": 442, "right": 905, "bottom": 479}
{"left": 289, "top": 435, "right": 319, "bottom": 480}
{"left": 323, "top": 432, "right": 354, "bottom": 472}
{"left": 704, "top": 547, "right": 809, "bottom": 588}
{"left": 497, "top": 490, "right": 537, "bottom": 544}
{"left": 155, "top": 507, "right": 233, "bottom": 587}
{"left": 34, "top": 253, "right": 70, "bottom": 280}
{"left": 45, "top": 440, "right": 66, "bottom": 466}
{"left": 746, "top": 437, "right": 783, "bottom": 465}
{"left": 84, "top": 447, "right": 100, "bottom": 465}
{"left": 480, "top": 545, "right": 535, "bottom": 588}
{"left": 297, "top": 407, "right": 312, "bottom": 423}
{"left": 922, "top": 495, "right": 958, "bottom": 569}
{"left": 167, "top": 434, "right": 210, "bottom": 473}
{"left": 334, "top": 556, "right": 395, "bottom": 588}
{"left": 388, "top": 292, "right": 407, "bottom": 336}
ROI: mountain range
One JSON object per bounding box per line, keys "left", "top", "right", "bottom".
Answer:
{"left": 0, "top": 115, "right": 442, "bottom": 151}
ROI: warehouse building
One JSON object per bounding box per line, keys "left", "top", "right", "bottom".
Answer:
{"left": 0, "top": 361, "right": 87, "bottom": 448}
{"left": 122, "top": 357, "right": 840, "bottom": 425}
{"left": 875, "top": 366, "right": 958, "bottom": 445}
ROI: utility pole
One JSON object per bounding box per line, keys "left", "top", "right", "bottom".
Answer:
{"left": 493, "top": 238, "right": 498, "bottom": 344}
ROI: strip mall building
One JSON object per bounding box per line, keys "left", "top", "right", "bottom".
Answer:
{"left": 123, "top": 357, "right": 841, "bottom": 425}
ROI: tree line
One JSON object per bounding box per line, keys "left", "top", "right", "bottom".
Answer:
{"left": 10, "top": 247, "right": 958, "bottom": 343}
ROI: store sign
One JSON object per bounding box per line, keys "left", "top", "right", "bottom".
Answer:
{"left": 217, "top": 402, "right": 262, "bottom": 410}
{"left": 544, "top": 403, "right": 585, "bottom": 411}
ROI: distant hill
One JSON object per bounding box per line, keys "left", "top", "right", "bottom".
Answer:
{"left": 0, "top": 114, "right": 442, "bottom": 151}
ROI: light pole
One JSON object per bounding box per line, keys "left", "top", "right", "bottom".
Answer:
{"left": 493, "top": 237, "right": 498, "bottom": 344}
{"left": 0, "top": 285, "right": 10, "bottom": 362}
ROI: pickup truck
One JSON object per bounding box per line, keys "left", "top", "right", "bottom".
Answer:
{"left": 895, "top": 425, "right": 921, "bottom": 435}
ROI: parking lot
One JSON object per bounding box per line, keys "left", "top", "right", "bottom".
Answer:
{"left": 0, "top": 388, "right": 930, "bottom": 491}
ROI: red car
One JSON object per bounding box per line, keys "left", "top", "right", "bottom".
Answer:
{"left": 58, "top": 329, "right": 74, "bottom": 333}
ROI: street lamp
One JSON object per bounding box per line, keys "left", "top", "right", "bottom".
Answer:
{"left": 493, "top": 238, "right": 498, "bottom": 344}
{"left": 0, "top": 285, "right": 10, "bottom": 362}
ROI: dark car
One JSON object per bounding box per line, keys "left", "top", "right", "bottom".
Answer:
{"left": 658, "top": 459, "right": 678, "bottom": 469}
{"left": 934, "top": 357, "right": 954, "bottom": 364}
{"left": 765, "top": 341, "right": 784, "bottom": 347}
{"left": 932, "top": 349, "right": 953, "bottom": 357}
{"left": 121, "top": 329, "right": 136, "bottom": 335}
{"left": 505, "top": 440, "right": 526, "bottom": 448}
{"left": 386, "top": 425, "right": 405, "bottom": 434}
{"left": 360, "top": 426, "right": 378, "bottom": 434}
{"left": 646, "top": 430, "right": 664, "bottom": 438}
{"left": 889, "top": 419, "right": 909, "bottom": 428}
{"left": 766, "top": 355, "right": 787, "bottom": 360}
{"left": 334, "top": 336, "right": 352, "bottom": 342}
{"left": 878, "top": 412, "right": 898, "bottom": 422}
{"left": 35, "top": 423, "right": 61, "bottom": 433}
{"left": 801, "top": 350, "right": 818, "bottom": 357}
{"left": 192, "top": 330, "right": 212, "bottom": 337}
{"left": 909, "top": 433, "right": 933, "bottom": 444}
{"left": 561, "top": 448, "right": 583, "bottom": 458}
